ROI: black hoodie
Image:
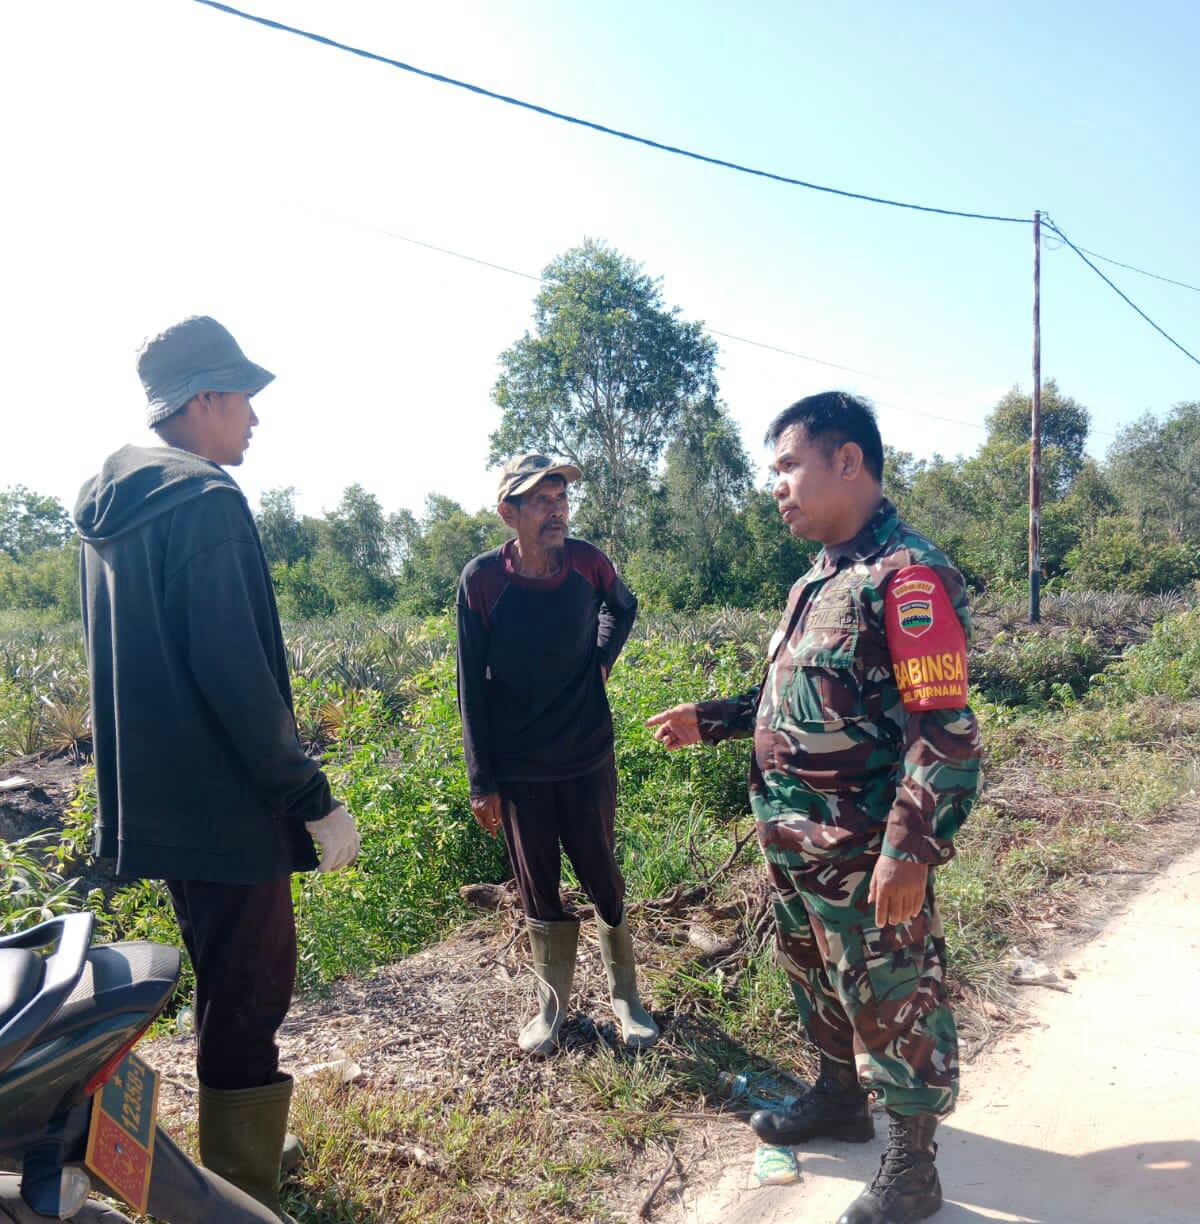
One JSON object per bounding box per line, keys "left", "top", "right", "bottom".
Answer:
{"left": 74, "top": 445, "right": 329, "bottom": 882}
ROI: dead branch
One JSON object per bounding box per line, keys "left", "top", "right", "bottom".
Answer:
{"left": 360, "top": 1137, "right": 446, "bottom": 1173}
{"left": 459, "top": 883, "right": 512, "bottom": 910}
{"left": 638, "top": 1143, "right": 684, "bottom": 1220}
{"left": 687, "top": 923, "right": 739, "bottom": 958}
{"left": 475, "top": 924, "right": 524, "bottom": 971}
{"left": 705, "top": 822, "right": 757, "bottom": 888}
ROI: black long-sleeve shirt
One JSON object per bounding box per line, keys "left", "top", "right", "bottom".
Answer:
{"left": 455, "top": 537, "right": 637, "bottom": 796}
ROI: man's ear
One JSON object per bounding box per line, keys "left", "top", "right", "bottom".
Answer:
{"left": 838, "top": 442, "right": 865, "bottom": 480}
{"left": 498, "top": 500, "right": 518, "bottom": 530}
{"left": 188, "top": 392, "right": 216, "bottom": 419}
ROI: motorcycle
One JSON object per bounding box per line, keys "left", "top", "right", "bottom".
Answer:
{"left": 0, "top": 912, "right": 280, "bottom": 1222}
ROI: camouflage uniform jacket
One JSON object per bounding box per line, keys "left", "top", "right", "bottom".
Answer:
{"left": 696, "top": 499, "right": 981, "bottom": 867}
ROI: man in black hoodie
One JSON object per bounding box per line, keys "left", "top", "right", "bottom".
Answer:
{"left": 74, "top": 316, "right": 359, "bottom": 1220}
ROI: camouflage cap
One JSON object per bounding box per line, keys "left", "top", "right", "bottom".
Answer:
{"left": 137, "top": 315, "right": 275, "bottom": 427}
{"left": 497, "top": 453, "right": 582, "bottom": 502}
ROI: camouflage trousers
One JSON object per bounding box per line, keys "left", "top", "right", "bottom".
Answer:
{"left": 763, "top": 837, "right": 959, "bottom": 1118}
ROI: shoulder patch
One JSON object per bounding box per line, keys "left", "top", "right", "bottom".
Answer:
{"left": 885, "top": 565, "right": 969, "bottom": 711}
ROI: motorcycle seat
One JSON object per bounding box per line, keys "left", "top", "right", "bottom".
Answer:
{"left": 37, "top": 942, "right": 180, "bottom": 1044}
{"left": 0, "top": 950, "right": 44, "bottom": 1028}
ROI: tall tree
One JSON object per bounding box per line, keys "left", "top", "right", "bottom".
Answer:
{"left": 255, "top": 487, "right": 316, "bottom": 566}
{"left": 395, "top": 495, "right": 510, "bottom": 613}
{"left": 897, "top": 383, "right": 1096, "bottom": 588}
{"left": 651, "top": 398, "right": 752, "bottom": 606}
{"left": 0, "top": 486, "right": 73, "bottom": 558}
{"left": 490, "top": 240, "right": 718, "bottom": 559}
{"left": 985, "top": 380, "right": 1091, "bottom": 492}
{"left": 1106, "top": 402, "right": 1200, "bottom": 542}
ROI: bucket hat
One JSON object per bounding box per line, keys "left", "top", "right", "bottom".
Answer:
{"left": 138, "top": 316, "right": 275, "bottom": 426}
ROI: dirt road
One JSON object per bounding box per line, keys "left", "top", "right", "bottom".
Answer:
{"left": 682, "top": 838, "right": 1200, "bottom": 1224}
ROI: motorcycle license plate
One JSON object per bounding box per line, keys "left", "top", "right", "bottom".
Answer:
{"left": 84, "top": 1050, "right": 159, "bottom": 1213}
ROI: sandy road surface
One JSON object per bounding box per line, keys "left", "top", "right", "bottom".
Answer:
{"left": 682, "top": 838, "right": 1200, "bottom": 1224}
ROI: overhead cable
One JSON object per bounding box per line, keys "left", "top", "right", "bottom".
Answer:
{"left": 1044, "top": 217, "right": 1200, "bottom": 369}
{"left": 1068, "top": 245, "right": 1200, "bottom": 295}
{"left": 286, "top": 202, "right": 1019, "bottom": 434}
{"left": 289, "top": 203, "right": 900, "bottom": 383}
{"left": 192, "top": 0, "right": 1028, "bottom": 225}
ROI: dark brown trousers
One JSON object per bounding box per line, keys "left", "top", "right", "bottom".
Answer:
{"left": 499, "top": 759, "right": 626, "bottom": 926}
{"left": 165, "top": 875, "right": 296, "bottom": 1091}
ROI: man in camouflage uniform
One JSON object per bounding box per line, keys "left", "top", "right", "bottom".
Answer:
{"left": 648, "top": 392, "right": 980, "bottom": 1224}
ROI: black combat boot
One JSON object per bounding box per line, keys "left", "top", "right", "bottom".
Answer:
{"left": 836, "top": 1110, "right": 942, "bottom": 1224}
{"left": 749, "top": 1054, "right": 874, "bottom": 1144}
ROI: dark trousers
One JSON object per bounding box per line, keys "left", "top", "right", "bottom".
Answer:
{"left": 499, "top": 759, "right": 626, "bottom": 927}
{"left": 165, "top": 875, "right": 296, "bottom": 1091}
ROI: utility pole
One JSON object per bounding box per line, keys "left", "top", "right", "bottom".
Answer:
{"left": 1030, "top": 210, "right": 1042, "bottom": 624}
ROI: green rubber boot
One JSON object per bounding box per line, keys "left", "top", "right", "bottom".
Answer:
{"left": 519, "top": 918, "right": 579, "bottom": 1056}
{"left": 281, "top": 1132, "right": 305, "bottom": 1174}
{"left": 198, "top": 1073, "right": 297, "bottom": 1222}
{"left": 597, "top": 916, "right": 659, "bottom": 1049}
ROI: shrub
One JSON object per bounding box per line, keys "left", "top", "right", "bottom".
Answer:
{"left": 971, "top": 629, "right": 1109, "bottom": 707}
{"left": 1064, "top": 516, "right": 1200, "bottom": 594}
{"left": 293, "top": 667, "right": 506, "bottom": 986}
{"left": 0, "top": 833, "right": 82, "bottom": 934}
{"left": 1093, "top": 607, "right": 1200, "bottom": 702}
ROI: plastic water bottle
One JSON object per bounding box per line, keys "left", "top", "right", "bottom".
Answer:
{"left": 716, "top": 1070, "right": 800, "bottom": 1110}
{"left": 715, "top": 1071, "right": 752, "bottom": 1099}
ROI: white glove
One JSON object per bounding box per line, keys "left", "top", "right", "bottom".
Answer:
{"left": 304, "top": 804, "right": 360, "bottom": 873}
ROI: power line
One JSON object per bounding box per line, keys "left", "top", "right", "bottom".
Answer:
{"left": 286, "top": 203, "right": 906, "bottom": 381}
{"left": 193, "top": 0, "right": 1029, "bottom": 226}
{"left": 289, "top": 203, "right": 541, "bottom": 282}
{"left": 195, "top": 1, "right": 1200, "bottom": 338}
{"left": 1069, "top": 244, "right": 1200, "bottom": 295}
{"left": 289, "top": 203, "right": 899, "bottom": 382}
{"left": 705, "top": 330, "right": 897, "bottom": 383}
{"left": 1044, "top": 217, "right": 1200, "bottom": 369}
{"left": 285, "top": 202, "right": 1051, "bottom": 437}
{"left": 285, "top": 202, "right": 1131, "bottom": 440}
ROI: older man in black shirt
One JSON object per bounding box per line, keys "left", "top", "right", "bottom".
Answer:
{"left": 456, "top": 454, "right": 658, "bottom": 1055}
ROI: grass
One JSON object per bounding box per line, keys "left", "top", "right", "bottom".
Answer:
{"left": 283, "top": 1080, "right": 627, "bottom": 1223}
{"left": 270, "top": 610, "right": 1200, "bottom": 1221}
{"left": 4, "top": 600, "right": 1200, "bottom": 1220}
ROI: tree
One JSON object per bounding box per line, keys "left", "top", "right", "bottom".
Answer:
{"left": 395, "top": 496, "right": 510, "bottom": 614}
{"left": 725, "top": 488, "right": 816, "bottom": 608}
{"left": 255, "top": 487, "right": 316, "bottom": 567}
{"left": 893, "top": 384, "right": 1099, "bottom": 589}
{"left": 1106, "top": 402, "right": 1200, "bottom": 542}
{"left": 985, "top": 380, "right": 1091, "bottom": 489}
{"left": 625, "top": 399, "right": 753, "bottom": 608}
{"left": 314, "top": 484, "right": 396, "bottom": 608}
{"left": 0, "top": 486, "right": 73, "bottom": 559}
{"left": 490, "top": 240, "right": 719, "bottom": 560}
{"left": 1063, "top": 515, "right": 1200, "bottom": 593}
{"left": 0, "top": 543, "right": 79, "bottom": 613}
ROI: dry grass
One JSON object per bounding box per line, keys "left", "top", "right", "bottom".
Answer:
{"left": 134, "top": 694, "right": 1200, "bottom": 1220}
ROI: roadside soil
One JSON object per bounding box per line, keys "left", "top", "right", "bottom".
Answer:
{"left": 0, "top": 751, "right": 115, "bottom": 889}
{"left": 0, "top": 752, "right": 82, "bottom": 843}
{"left": 678, "top": 834, "right": 1200, "bottom": 1224}
{"left": 6, "top": 753, "right": 1198, "bottom": 1221}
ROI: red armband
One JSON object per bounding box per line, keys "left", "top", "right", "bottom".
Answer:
{"left": 885, "top": 565, "right": 969, "bottom": 712}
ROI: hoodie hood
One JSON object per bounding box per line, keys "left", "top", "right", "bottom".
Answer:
{"left": 74, "top": 445, "right": 242, "bottom": 544}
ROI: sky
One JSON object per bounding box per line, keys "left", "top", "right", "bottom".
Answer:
{"left": 1, "top": 0, "right": 1197, "bottom": 524}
